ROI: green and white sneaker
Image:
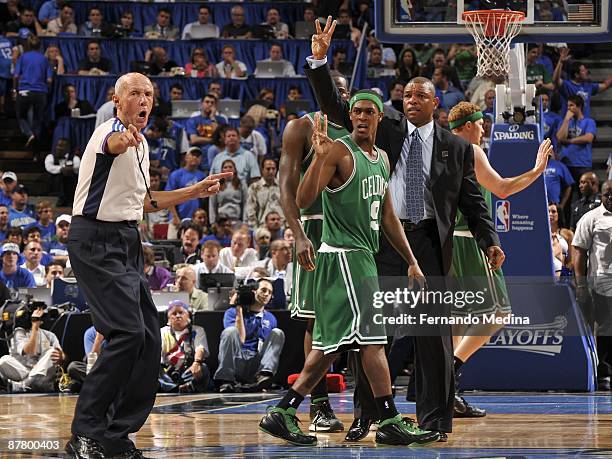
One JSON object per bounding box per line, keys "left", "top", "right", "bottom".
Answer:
{"left": 259, "top": 407, "right": 318, "bottom": 446}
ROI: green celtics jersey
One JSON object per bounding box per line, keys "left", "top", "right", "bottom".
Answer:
{"left": 455, "top": 183, "right": 492, "bottom": 231}
{"left": 300, "top": 112, "right": 349, "bottom": 216}
{"left": 321, "top": 135, "right": 389, "bottom": 253}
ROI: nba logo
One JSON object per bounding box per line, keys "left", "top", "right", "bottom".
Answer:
{"left": 495, "top": 200, "right": 510, "bottom": 232}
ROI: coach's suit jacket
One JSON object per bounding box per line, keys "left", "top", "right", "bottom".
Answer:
{"left": 304, "top": 63, "right": 500, "bottom": 275}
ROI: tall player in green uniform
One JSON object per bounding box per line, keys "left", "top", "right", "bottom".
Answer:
{"left": 260, "top": 91, "right": 440, "bottom": 446}
{"left": 279, "top": 71, "right": 349, "bottom": 433}
{"left": 448, "top": 102, "right": 552, "bottom": 416}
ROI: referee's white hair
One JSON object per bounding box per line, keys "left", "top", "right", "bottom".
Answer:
{"left": 114, "top": 72, "right": 152, "bottom": 97}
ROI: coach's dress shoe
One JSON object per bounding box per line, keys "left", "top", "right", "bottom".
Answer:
{"left": 344, "top": 418, "right": 373, "bottom": 441}
{"left": 454, "top": 394, "right": 486, "bottom": 417}
{"left": 65, "top": 435, "right": 105, "bottom": 459}
{"left": 433, "top": 431, "right": 448, "bottom": 442}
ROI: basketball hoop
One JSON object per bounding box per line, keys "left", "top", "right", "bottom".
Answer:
{"left": 462, "top": 10, "right": 525, "bottom": 78}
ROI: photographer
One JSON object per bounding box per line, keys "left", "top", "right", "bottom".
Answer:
{"left": 0, "top": 305, "right": 64, "bottom": 392}
{"left": 159, "top": 300, "right": 211, "bottom": 393}
{"left": 214, "top": 278, "right": 285, "bottom": 393}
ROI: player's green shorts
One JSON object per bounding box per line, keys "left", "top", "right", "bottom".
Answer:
{"left": 290, "top": 217, "right": 323, "bottom": 320}
{"left": 311, "top": 246, "right": 387, "bottom": 355}
{"left": 451, "top": 233, "right": 511, "bottom": 316}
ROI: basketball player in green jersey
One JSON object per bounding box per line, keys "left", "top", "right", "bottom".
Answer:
{"left": 260, "top": 90, "right": 440, "bottom": 446}
{"left": 448, "top": 102, "right": 552, "bottom": 416}
{"left": 279, "top": 71, "right": 349, "bottom": 433}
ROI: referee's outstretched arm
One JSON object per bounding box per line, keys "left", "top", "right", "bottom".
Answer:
{"left": 143, "top": 171, "right": 233, "bottom": 213}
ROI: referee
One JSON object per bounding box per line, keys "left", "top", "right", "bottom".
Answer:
{"left": 65, "top": 72, "right": 231, "bottom": 459}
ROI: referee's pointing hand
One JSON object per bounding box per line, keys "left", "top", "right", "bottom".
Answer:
{"left": 116, "top": 124, "right": 143, "bottom": 150}
{"left": 192, "top": 172, "right": 234, "bottom": 198}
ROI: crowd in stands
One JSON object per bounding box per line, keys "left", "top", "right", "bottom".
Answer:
{"left": 0, "top": 0, "right": 610, "bottom": 393}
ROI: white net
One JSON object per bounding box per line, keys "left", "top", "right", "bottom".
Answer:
{"left": 463, "top": 11, "right": 524, "bottom": 78}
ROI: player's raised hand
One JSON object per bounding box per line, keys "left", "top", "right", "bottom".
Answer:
{"left": 295, "top": 234, "right": 316, "bottom": 271}
{"left": 192, "top": 172, "right": 234, "bottom": 198}
{"left": 311, "top": 112, "right": 333, "bottom": 158}
{"left": 311, "top": 16, "right": 337, "bottom": 60}
{"left": 534, "top": 138, "right": 552, "bottom": 174}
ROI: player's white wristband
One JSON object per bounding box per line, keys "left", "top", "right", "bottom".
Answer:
{"left": 306, "top": 56, "right": 328, "bottom": 70}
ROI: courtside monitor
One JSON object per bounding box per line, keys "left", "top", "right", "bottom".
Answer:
{"left": 199, "top": 273, "right": 235, "bottom": 290}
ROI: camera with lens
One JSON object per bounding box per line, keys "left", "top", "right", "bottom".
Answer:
{"left": 0, "top": 294, "right": 59, "bottom": 339}
{"left": 235, "top": 280, "right": 259, "bottom": 314}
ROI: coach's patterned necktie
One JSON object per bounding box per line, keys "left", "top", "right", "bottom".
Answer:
{"left": 404, "top": 129, "right": 425, "bottom": 223}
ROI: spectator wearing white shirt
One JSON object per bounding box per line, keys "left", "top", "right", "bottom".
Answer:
{"left": 251, "top": 239, "right": 293, "bottom": 300}
{"left": 239, "top": 115, "right": 267, "bottom": 161}
{"left": 194, "top": 240, "right": 233, "bottom": 289}
{"left": 219, "top": 232, "right": 258, "bottom": 272}
{"left": 573, "top": 180, "right": 612, "bottom": 389}
{"left": 95, "top": 87, "right": 116, "bottom": 128}
{"left": 44, "top": 138, "right": 80, "bottom": 207}
{"left": 46, "top": 4, "right": 77, "bottom": 35}
{"left": 216, "top": 44, "right": 247, "bottom": 79}
{"left": 182, "top": 5, "right": 219, "bottom": 39}
{"left": 254, "top": 44, "right": 296, "bottom": 77}
{"left": 21, "top": 241, "right": 46, "bottom": 287}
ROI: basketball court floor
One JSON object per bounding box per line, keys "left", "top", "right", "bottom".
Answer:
{"left": 2, "top": 390, "right": 612, "bottom": 458}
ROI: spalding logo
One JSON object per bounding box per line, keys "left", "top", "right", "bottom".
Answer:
{"left": 493, "top": 126, "right": 535, "bottom": 141}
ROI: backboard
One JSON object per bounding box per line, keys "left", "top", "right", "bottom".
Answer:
{"left": 376, "top": 0, "right": 610, "bottom": 43}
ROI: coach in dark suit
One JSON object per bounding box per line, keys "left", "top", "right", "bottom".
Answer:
{"left": 304, "top": 19, "right": 504, "bottom": 437}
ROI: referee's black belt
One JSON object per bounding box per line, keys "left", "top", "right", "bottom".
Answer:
{"left": 399, "top": 218, "right": 436, "bottom": 232}
{"left": 75, "top": 215, "right": 138, "bottom": 228}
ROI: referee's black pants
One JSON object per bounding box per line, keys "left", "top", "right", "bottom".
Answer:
{"left": 68, "top": 216, "right": 161, "bottom": 455}
{"left": 373, "top": 221, "right": 455, "bottom": 433}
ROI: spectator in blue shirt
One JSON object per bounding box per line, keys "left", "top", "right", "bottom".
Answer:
{"left": 37, "top": 0, "right": 63, "bottom": 27}
{"left": 0, "top": 242, "right": 35, "bottom": 288}
{"left": 185, "top": 93, "right": 228, "bottom": 170}
{"left": 0, "top": 205, "right": 8, "bottom": 242}
{"left": 165, "top": 148, "right": 206, "bottom": 220}
{"left": 432, "top": 65, "right": 465, "bottom": 111}
{"left": 8, "top": 185, "right": 36, "bottom": 229}
{"left": 544, "top": 149, "right": 574, "bottom": 208}
{"left": 214, "top": 278, "right": 285, "bottom": 392}
{"left": 557, "top": 95, "right": 597, "bottom": 184}
{"left": 210, "top": 127, "right": 261, "bottom": 185}
{"left": 537, "top": 88, "right": 562, "bottom": 150}
{"left": 0, "top": 171, "right": 18, "bottom": 207}
{"left": 30, "top": 200, "right": 55, "bottom": 245}
{"left": 13, "top": 35, "right": 52, "bottom": 149}
{"left": 553, "top": 48, "right": 612, "bottom": 118}
{"left": 22, "top": 226, "right": 53, "bottom": 266}
{"left": 0, "top": 31, "right": 12, "bottom": 117}
{"left": 44, "top": 214, "right": 70, "bottom": 263}
{"left": 201, "top": 216, "right": 233, "bottom": 247}
{"left": 145, "top": 116, "right": 183, "bottom": 174}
